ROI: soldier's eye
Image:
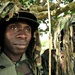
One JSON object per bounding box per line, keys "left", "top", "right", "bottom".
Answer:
{"left": 8, "top": 24, "right": 19, "bottom": 31}
{"left": 24, "top": 27, "right": 31, "bottom": 33}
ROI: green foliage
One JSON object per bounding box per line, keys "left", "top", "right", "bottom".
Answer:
{"left": 41, "top": 40, "right": 48, "bottom": 47}
{"left": 19, "top": 0, "right": 36, "bottom": 7}
{"left": 62, "top": 0, "right": 73, "bottom": 4}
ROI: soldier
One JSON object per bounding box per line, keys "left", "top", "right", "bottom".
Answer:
{"left": 41, "top": 49, "right": 56, "bottom": 75}
{"left": 0, "top": 9, "right": 40, "bottom": 75}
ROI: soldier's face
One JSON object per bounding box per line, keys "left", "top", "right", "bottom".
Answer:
{"left": 4, "top": 22, "right": 32, "bottom": 55}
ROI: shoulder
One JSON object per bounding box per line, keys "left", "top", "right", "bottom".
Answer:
{"left": 0, "top": 53, "right": 13, "bottom": 69}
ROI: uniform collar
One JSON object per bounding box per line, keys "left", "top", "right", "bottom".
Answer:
{"left": 0, "top": 53, "right": 27, "bottom": 67}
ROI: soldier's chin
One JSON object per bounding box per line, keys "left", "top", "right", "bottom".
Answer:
{"left": 14, "top": 47, "right": 27, "bottom": 54}
{"left": 14, "top": 50, "right": 26, "bottom": 55}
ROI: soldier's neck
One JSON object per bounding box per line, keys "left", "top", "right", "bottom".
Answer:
{"left": 4, "top": 50, "right": 22, "bottom": 62}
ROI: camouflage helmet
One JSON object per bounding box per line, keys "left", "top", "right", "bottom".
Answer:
{"left": 0, "top": 11, "right": 39, "bottom": 32}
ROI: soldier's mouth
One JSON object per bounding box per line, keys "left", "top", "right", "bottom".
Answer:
{"left": 13, "top": 44, "right": 27, "bottom": 49}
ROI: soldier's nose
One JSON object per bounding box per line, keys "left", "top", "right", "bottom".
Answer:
{"left": 17, "top": 30, "right": 27, "bottom": 39}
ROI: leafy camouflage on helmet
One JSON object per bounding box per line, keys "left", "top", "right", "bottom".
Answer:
{"left": 71, "top": 14, "right": 75, "bottom": 24}
{"left": 0, "top": 2, "right": 20, "bottom": 21}
{"left": 53, "top": 14, "right": 75, "bottom": 75}
{"left": 30, "top": 30, "right": 42, "bottom": 75}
